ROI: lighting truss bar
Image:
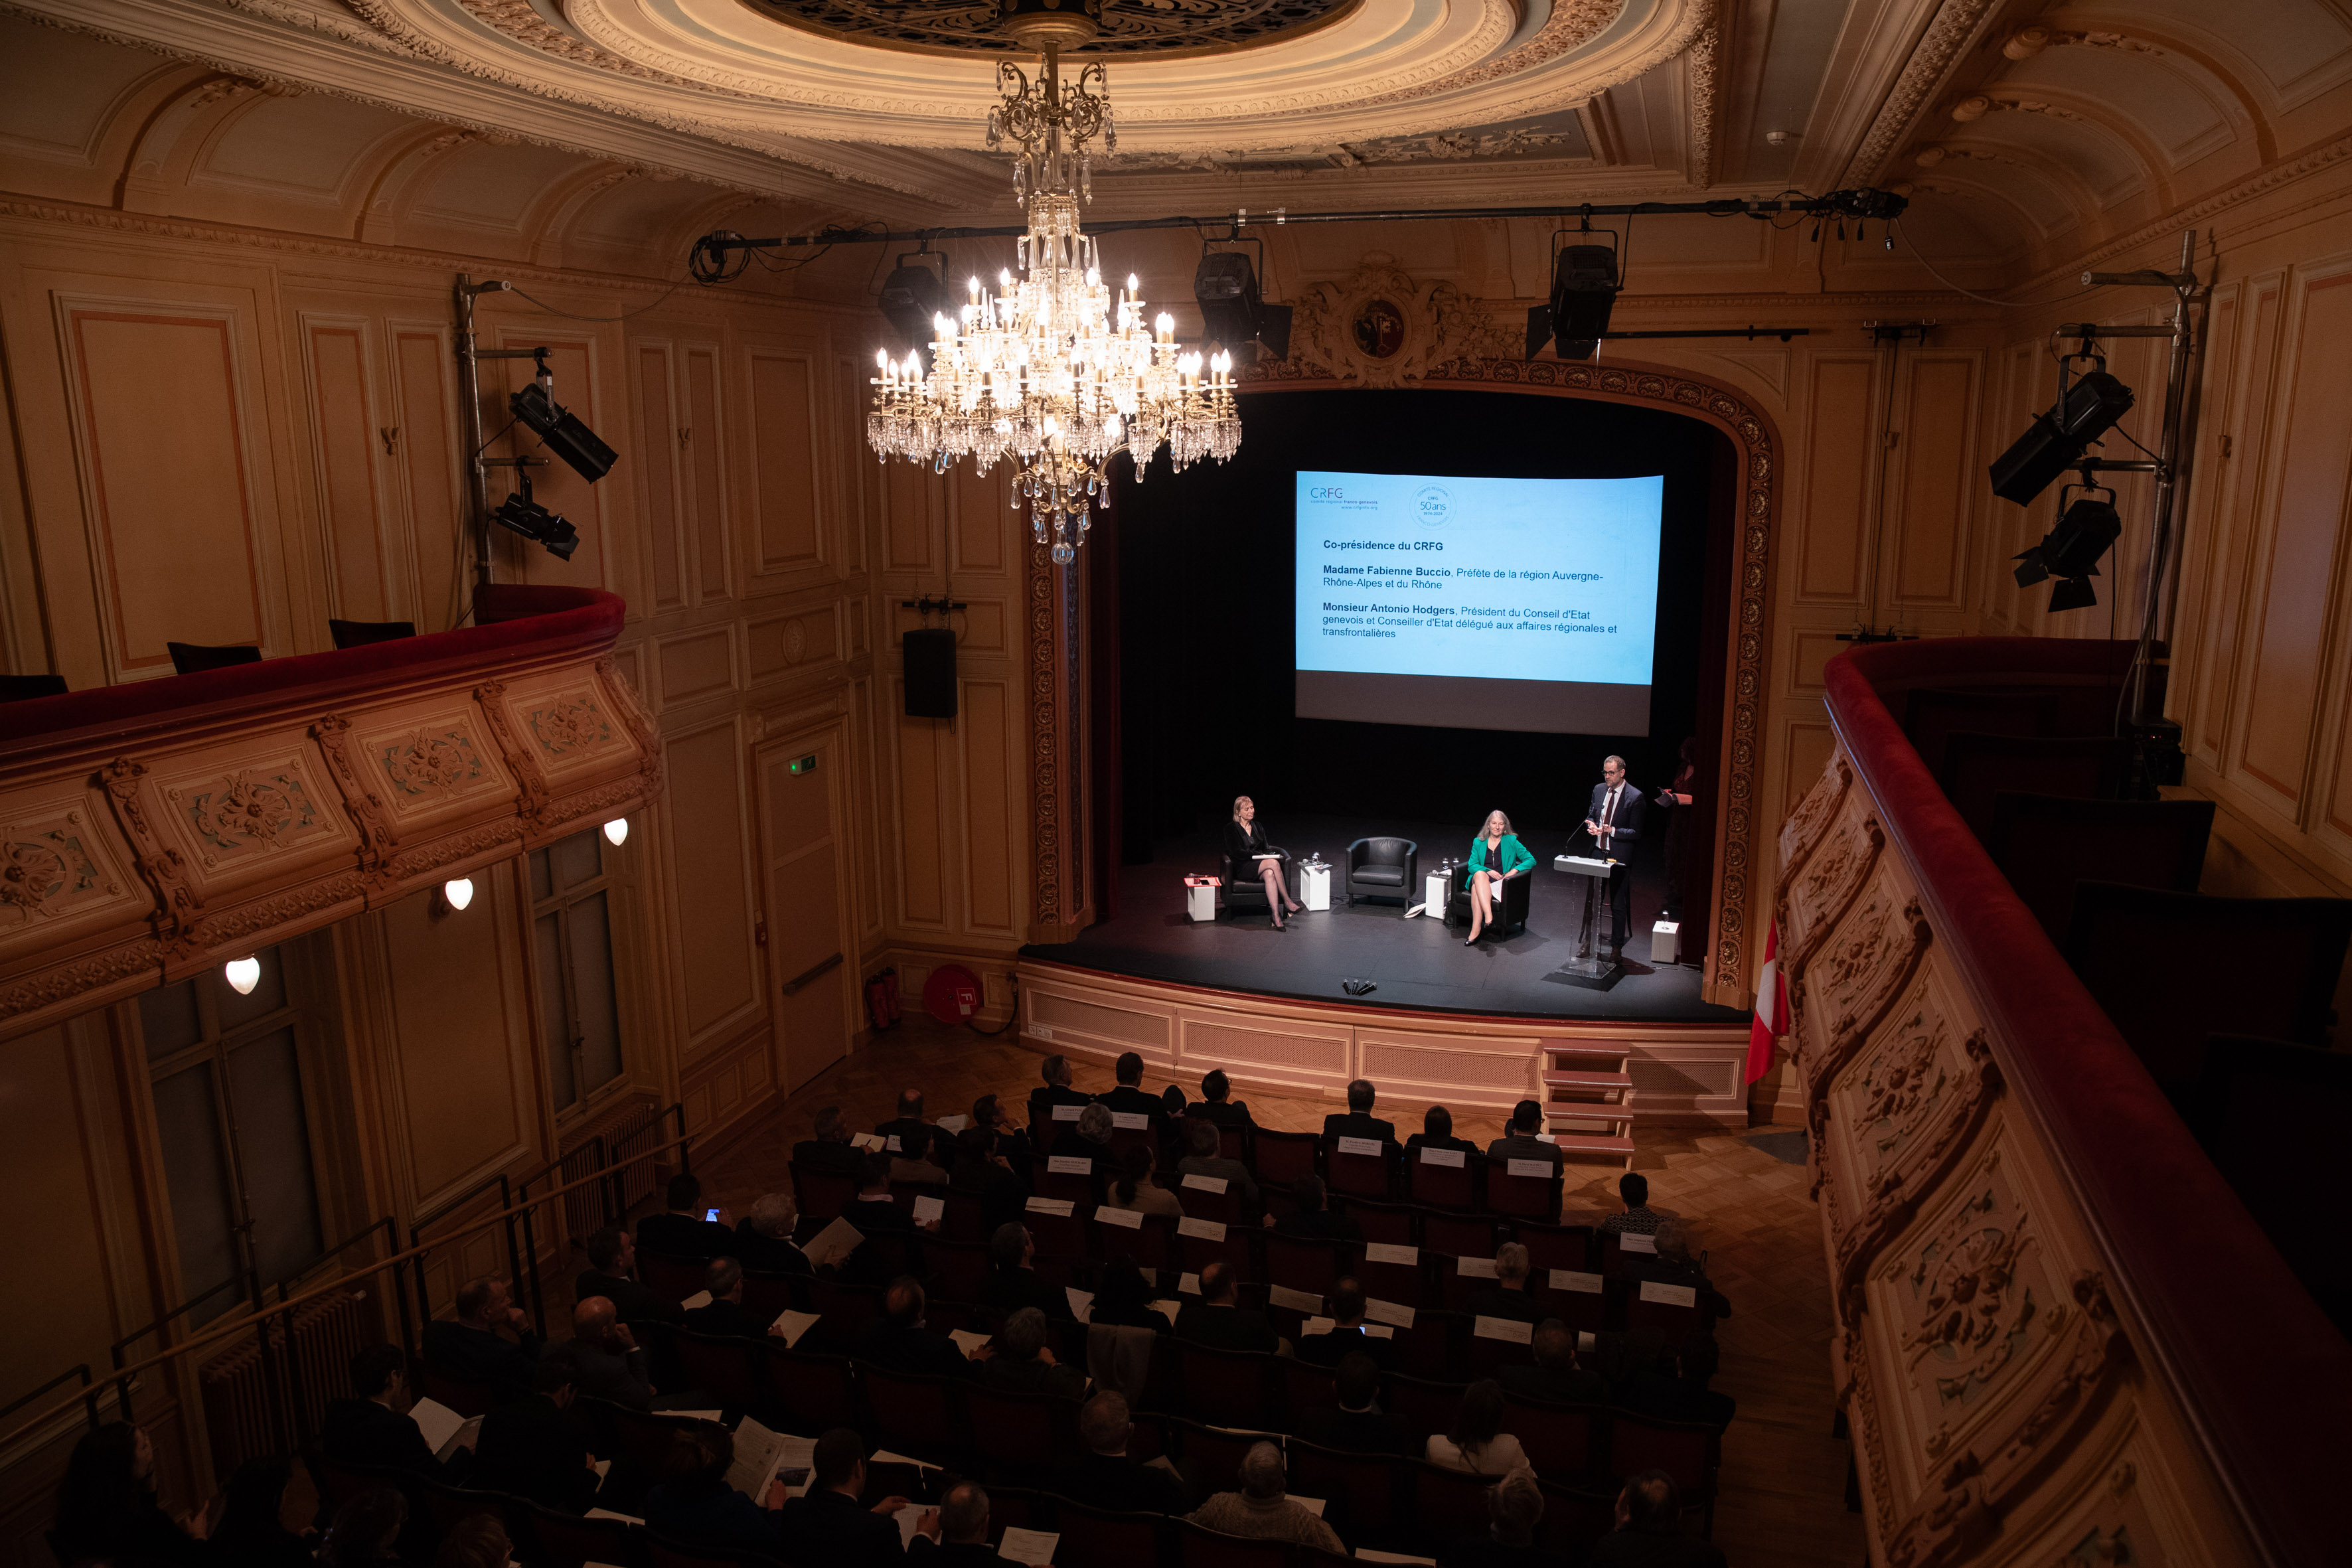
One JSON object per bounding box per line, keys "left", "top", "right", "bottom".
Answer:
{"left": 2057, "top": 323, "right": 2177, "bottom": 339}
{"left": 1593, "top": 327, "right": 1812, "bottom": 341}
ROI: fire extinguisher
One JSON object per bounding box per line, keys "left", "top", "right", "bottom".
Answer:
{"left": 865, "top": 967, "right": 902, "bottom": 1032}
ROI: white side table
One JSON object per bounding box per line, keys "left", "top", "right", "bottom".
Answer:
{"left": 1186, "top": 880, "right": 1217, "bottom": 921}
{"left": 1300, "top": 862, "right": 1332, "bottom": 911}
{"left": 1424, "top": 870, "right": 1453, "bottom": 919}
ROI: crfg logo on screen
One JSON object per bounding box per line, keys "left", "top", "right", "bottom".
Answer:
{"left": 1415, "top": 485, "right": 1452, "bottom": 526}
{"left": 1309, "top": 487, "right": 1344, "bottom": 499}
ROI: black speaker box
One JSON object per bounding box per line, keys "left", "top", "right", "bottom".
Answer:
{"left": 903, "top": 627, "right": 957, "bottom": 718}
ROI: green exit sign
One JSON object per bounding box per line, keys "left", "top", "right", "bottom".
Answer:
{"left": 788, "top": 754, "right": 819, "bottom": 774}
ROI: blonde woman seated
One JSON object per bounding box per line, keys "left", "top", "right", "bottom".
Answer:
{"left": 1462, "top": 809, "right": 1537, "bottom": 946}
{"left": 1425, "top": 1379, "right": 1530, "bottom": 1475}
{"left": 1225, "top": 795, "right": 1302, "bottom": 930}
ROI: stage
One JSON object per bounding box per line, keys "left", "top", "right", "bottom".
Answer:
{"left": 1014, "top": 816, "right": 1755, "bottom": 1127}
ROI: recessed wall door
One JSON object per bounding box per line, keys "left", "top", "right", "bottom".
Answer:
{"left": 757, "top": 731, "right": 854, "bottom": 1093}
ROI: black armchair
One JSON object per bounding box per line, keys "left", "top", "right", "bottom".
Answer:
{"left": 1447, "top": 870, "right": 1533, "bottom": 935}
{"left": 1345, "top": 837, "right": 1419, "bottom": 907}
{"left": 1221, "top": 849, "right": 1294, "bottom": 915}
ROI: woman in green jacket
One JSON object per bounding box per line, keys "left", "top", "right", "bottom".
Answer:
{"left": 1463, "top": 809, "right": 1536, "bottom": 945}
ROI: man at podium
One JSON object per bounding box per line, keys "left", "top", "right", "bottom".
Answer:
{"left": 1582, "top": 755, "right": 1646, "bottom": 951}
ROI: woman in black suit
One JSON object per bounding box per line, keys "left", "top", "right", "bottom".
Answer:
{"left": 1226, "top": 795, "right": 1302, "bottom": 929}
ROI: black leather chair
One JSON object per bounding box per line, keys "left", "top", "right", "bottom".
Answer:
{"left": 167, "top": 641, "right": 262, "bottom": 674}
{"left": 1447, "top": 870, "right": 1532, "bottom": 935}
{"left": 329, "top": 617, "right": 417, "bottom": 648}
{"left": 0, "top": 674, "right": 66, "bottom": 702}
{"left": 1345, "top": 836, "right": 1418, "bottom": 907}
{"left": 1221, "top": 849, "right": 1294, "bottom": 917}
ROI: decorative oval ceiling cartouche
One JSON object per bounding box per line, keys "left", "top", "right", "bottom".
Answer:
{"left": 740, "top": 0, "right": 1358, "bottom": 57}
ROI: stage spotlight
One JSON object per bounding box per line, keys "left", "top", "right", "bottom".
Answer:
{"left": 2014, "top": 492, "right": 2120, "bottom": 611}
{"left": 1525, "top": 244, "right": 1619, "bottom": 360}
{"left": 491, "top": 471, "right": 581, "bottom": 560}
{"left": 878, "top": 251, "right": 946, "bottom": 358}
{"left": 1988, "top": 370, "right": 2134, "bottom": 505}
{"left": 510, "top": 379, "right": 617, "bottom": 483}
{"left": 1194, "top": 249, "right": 1293, "bottom": 360}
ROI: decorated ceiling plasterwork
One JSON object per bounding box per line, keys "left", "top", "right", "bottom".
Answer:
{"left": 739, "top": 0, "right": 1359, "bottom": 56}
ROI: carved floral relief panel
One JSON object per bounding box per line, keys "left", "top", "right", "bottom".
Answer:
{"left": 353, "top": 704, "right": 516, "bottom": 828}
{"left": 491, "top": 674, "right": 635, "bottom": 790}
{"left": 1779, "top": 747, "right": 1853, "bottom": 880}
{"left": 147, "top": 743, "right": 359, "bottom": 892}
{"left": 1781, "top": 804, "right": 1884, "bottom": 973}
{"left": 0, "top": 797, "right": 139, "bottom": 943}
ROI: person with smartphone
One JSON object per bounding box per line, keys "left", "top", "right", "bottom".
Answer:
{"left": 636, "top": 1172, "right": 738, "bottom": 1259}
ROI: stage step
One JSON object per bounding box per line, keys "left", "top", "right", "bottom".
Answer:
{"left": 1549, "top": 1129, "right": 1637, "bottom": 1168}
{"left": 1541, "top": 1067, "right": 1633, "bottom": 1093}
{"left": 1537, "top": 1038, "right": 1637, "bottom": 1168}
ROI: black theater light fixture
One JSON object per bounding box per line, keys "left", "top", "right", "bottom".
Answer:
{"left": 879, "top": 246, "right": 947, "bottom": 360}
{"left": 1194, "top": 240, "right": 1293, "bottom": 360}
{"left": 491, "top": 467, "right": 581, "bottom": 560}
{"left": 1526, "top": 240, "right": 1620, "bottom": 361}
{"left": 1988, "top": 368, "right": 2135, "bottom": 505}
{"left": 2014, "top": 484, "right": 2122, "bottom": 611}
{"left": 510, "top": 368, "right": 617, "bottom": 484}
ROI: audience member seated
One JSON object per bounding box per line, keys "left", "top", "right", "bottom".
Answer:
{"left": 1050, "top": 1102, "right": 1121, "bottom": 1176}
{"left": 423, "top": 1273, "right": 541, "bottom": 1401}
{"left": 1498, "top": 1320, "right": 1607, "bottom": 1405}
{"left": 1484, "top": 1101, "right": 1563, "bottom": 1169}
{"left": 953, "top": 1125, "right": 1032, "bottom": 1233}
{"left": 877, "top": 1088, "right": 934, "bottom": 1154}
{"left": 1583, "top": 1471, "right": 1726, "bottom": 1567}
{"left": 1613, "top": 1331, "right": 1736, "bottom": 1430}
{"left": 321, "top": 1344, "right": 451, "bottom": 1476}
{"left": 1106, "top": 1143, "right": 1183, "bottom": 1217}
{"left": 846, "top": 1154, "right": 933, "bottom": 1281}
{"left": 1469, "top": 1243, "right": 1543, "bottom": 1324}
{"left": 318, "top": 1484, "right": 408, "bottom": 1568}
{"left": 685, "top": 1257, "right": 761, "bottom": 1338}
{"left": 733, "top": 1192, "right": 811, "bottom": 1276}
{"left": 1178, "top": 1116, "right": 1261, "bottom": 1210}
{"left": 1187, "top": 1441, "right": 1345, "bottom": 1553}
{"left": 637, "top": 1173, "right": 738, "bottom": 1259}
{"left": 1295, "top": 1279, "right": 1395, "bottom": 1370}
{"left": 1407, "top": 1104, "right": 1478, "bottom": 1157}
{"left": 981, "top": 1223, "right": 1073, "bottom": 1320}
{"left": 1028, "top": 1054, "right": 1093, "bottom": 1130}
{"left": 1273, "top": 1174, "right": 1361, "bottom": 1241}
{"left": 852, "top": 1276, "right": 975, "bottom": 1378}
{"left": 1438, "top": 1464, "right": 1549, "bottom": 1568}
{"left": 1425, "top": 1379, "right": 1529, "bottom": 1476}
{"left": 1601, "top": 1172, "right": 1664, "bottom": 1237}
{"left": 971, "top": 1093, "right": 1034, "bottom": 1167}
{"left": 1048, "top": 1391, "right": 1190, "bottom": 1514}
{"left": 467, "top": 1347, "right": 598, "bottom": 1514}
{"left": 52, "top": 1423, "right": 208, "bottom": 1567}
{"left": 1194, "top": 1069, "right": 1255, "bottom": 1128}
{"left": 785, "top": 1429, "right": 917, "bottom": 1561}
{"left": 577, "top": 1225, "right": 684, "bottom": 1323}
{"left": 977, "top": 1306, "right": 1086, "bottom": 1399}
{"left": 905, "top": 1481, "right": 992, "bottom": 1565}
{"left": 642, "top": 1420, "right": 788, "bottom": 1552}
{"left": 1098, "top": 1052, "right": 1162, "bottom": 1122}
{"left": 1626, "top": 1221, "right": 1732, "bottom": 1320}
{"left": 892, "top": 1126, "right": 956, "bottom": 1186}
{"left": 555, "top": 1296, "right": 651, "bottom": 1411}
{"left": 1323, "top": 1077, "right": 1398, "bottom": 1144}
{"left": 1173, "top": 1260, "right": 1280, "bottom": 1353}
{"left": 207, "top": 1455, "right": 318, "bottom": 1568}
{"left": 1294, "top": 1351, "right": 1415, "bottom": 1456}
{"left": 1088, "top": 1255, "right": 1173, "bottom": 1332}
{"left": 794, "top": 1106, "right": 862, "bottom": 1174}
{"left": 433, "top": 1514, "right": 513, "bottom": 1568}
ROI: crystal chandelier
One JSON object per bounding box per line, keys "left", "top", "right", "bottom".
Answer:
{"left": 865, "top": 13, "right": 1242, "bottom": 566}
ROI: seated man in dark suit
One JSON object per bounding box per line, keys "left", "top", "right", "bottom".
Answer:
{"left": 793, "top": 1105, "right": 863, "bottom": 1175}
{"left": 971, "top": 1093, "right": 1034, "bottom": 1169}
{"left": 1483, "top": 1101, "right": 1564, "bottom": 1171}
{"left": 1047, "top": 1391, "right": 1188, "bottom": 1514}
{"left": 852, "top": 1277, "right": 975, "bottom": 1379}
{"left": 1272, "top": 1175, "right": 1361, "bottom": 1242}
{"left": 1614, "top": 1332, "right": 1736, "bottom": 1430}
{"left": 577, "top": 1225, "right": 683, "bottom": 1324}
{"left": 553, "top": 1296, "right": 653, "bottom": 1411}
{"left": 781, "top": 1429, "right": 917, "bottom": 1561}
{"left": 637, "top": 1172, "right": 738, "bottom": 1260}
{"left": 422, "top": 1274, "right": 541, "bottom": 1403}
{"left": 1405, "top": 1105, "right": 1478, "bottom": 1157}
{"left": 1176, "top": 1116, "right": 1261, "bottom": 1213}
{"left": 320, "top": 1344, "right": 451, "bottom": 1476}
{"left": 643, "top": 1420, "right": 790, "bottom": 1552}
{"left": 1439, "top": 1464, "right": 1550, "bottom": 1568}
{"left": 876, "top": 1088, "right": 933, "bottom": 1156}
{"left": 1026, "top": 1054, "right": 1093, "bottom": 1136}
{"left": 467, "top": 1346, "right": 599, "bottom": 1514}
{"left": 844, "top": 1154, "right": 933, "bottom": 1282}
{"left": 1194, "top": 1069, "right": 1256, "bottom": 1129}
{"left": 1293, "top": 1351, "right": 1413, "bottom": 1457}
{"left": 1295, "top": 1279, "right": 1395, "bottom": 1370}
{"left": 975, "top": 1306, "right": 1086, "bottom": 1399}
{"left": 1624, "top": 1221, "right": 1732, "bottom": 1322}
{"left": 1097, "top": 1052, "right": 1162, "bottom": 1123}
{"left": 684, "top": 1256, "right": 761, "bottom": 1338}
{"left": 1498, "top": 1319, "right": 1607, "bottom": 1406}
{"left": 905, "top": 1482, "right": 992, "bottom": 1565}
{"left": 952, "top": 1125, "right": 1032, "bottom": 1235}
{"left": 1172, "top": 1259, "right": 1279, "bottom": 1354}
{"left": 1468, "top": 1243, "right": 1545, "bottom": 1325}
{"left": 732, "top": 1192, "right": 811, "bottom": 1278}
{"left": 1583, "top": 1471, "right": 1727, "bottom": 1567}
{"left": 1322, "top": 1077, "right": 1397, "bottom": 1144}
{"left": 981, "top": 1222, "right": 1073, "bottom": 1321}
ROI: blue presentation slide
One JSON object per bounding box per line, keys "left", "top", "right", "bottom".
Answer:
{"left": 1294, "top": 471, "right": 1665, "bottom": 684}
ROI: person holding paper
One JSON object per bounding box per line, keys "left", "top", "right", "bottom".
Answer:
{"left": 1294, "top": 1352, "right": 1415, "bottom": 1457}
{"left": 1226, "top": 796, "right": 1302, "bottom": 928}
{"left": 1582, "top": 754, "right": 1648, "bottom": 951}
{"left": 854, "top": 1277, "right": 979, "bottom": 1379}
{"left": 970, "top": 1092, "right": 1034, "bottom": 1168}
{"left": 903, "top": 1482, "right": 1008, "bottom": 1566}
{"left": 1483, "top": 1100, "right": 1564, "bottom": 1171}
{"left": 732, "top": 1193, "right": 813, "bottom": 1279}
{"left": 875, "top": 1088, "right": 933, "bottom": 1155}
{"left": 641, "top": 1421, "right": 791, "bottom": 1552}
{"left": 890, "top": 1126, "right": 955, "bottom": 1186}
{"left": 1466, "top": 1243, "right": 1543, "bottom": 1325}
{"left": 320, "top": 1344, "right": 454, "bottom": 1478}
{"left": 1424, "top": 1380, "right": 1529, "bottom": 1476}
{"left": 467, "top": 1348, "right": 599, "bottom": 1514}
{"left": 793, "top": 1106, "right": 862, "bottom": 1174}
{"left": 1049, "top": 1393, "right": 1190, "bottom": 1515}
{"left": 1406, "top": 1104, "right": 1478, "bottom": 1158}
{"left": 775, "top": 1429, "right": 917, "bottom": 1561}
{"left": 684, "top": 1257, "right": 762, "bottom": 1338}
{"left": 1295, "top": 1279, "right": 1395, "bottom": 1370}
{"left": 1461, "top": 809, "right": 1536, "bottom": 945}
{"left": 843, "top": 1154, "right": 933, "bottom": 1283}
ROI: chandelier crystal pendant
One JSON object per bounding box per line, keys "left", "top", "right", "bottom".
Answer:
{"left": 865, "top": 18, "right": 1241, "bottom": 565}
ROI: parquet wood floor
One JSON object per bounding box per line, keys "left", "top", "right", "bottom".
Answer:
{"left": 673, "top": 1017, "right": 1865, "bottom": 1565}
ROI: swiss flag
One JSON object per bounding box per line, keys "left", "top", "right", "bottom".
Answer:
{"left": 1745, "top": 921, "right": 1786, "bottom": 1085}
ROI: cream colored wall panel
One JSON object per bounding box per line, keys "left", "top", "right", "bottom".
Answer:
{"left": 1180, "top": 1012, "right": 1350, "bottom": 1086}
{"left": 1028, "top": 988, "right": 1172, "bottom": 1054}
{"left": 950, "top": 465, "right": 1007, "bottom": 573}
{"left": 632, "top": 340, "right": 685, "bottom": 612}
{"left": 382, "top": 880, "right": 530, "bottom": 1203}
{"left": 390, "top": 325, "right": 465, "bottom": 634}
{"left": 1796, "top": 355, "right": 1879, "bottom": 602}
{"left": 1781, "top": 721, "right": 1836, "bottom": 869}
{"left": 300, "top": 317, "right": 394, "bottom": 625}
{"left": 894, "top": 704, "right": 950, "bottom": 929}
{"left": 884, "top": 463, "right": 937, "bottom": 572}
{"left": 659, "top": 718, "right": 761, "bottom": 1044}
{"left": 1788, "top": 629, "right": 1843, "bottom": 692}
{"left": 1356, "top": 1030, "right": 1535, "bottom": 1107}
{"left": 657, "top": 625, "right": 736, "bottom": 706}
{"left": 0, "top": 1024, "right": 131, "bottom": 1410}
{"left": 745, "top": 605, "right": 840, "bottom": 680}
{"left": 1887, "top": 353, "right": 1977, "bottom": 608}
{"left": 684, "top": 346, "right": 730, "bottom": 601}
{"left": 746, "top": 349, "right": 822, "bottom": 575}
{"left": 959, "top": 680, "right": 1018, "bottom": 935}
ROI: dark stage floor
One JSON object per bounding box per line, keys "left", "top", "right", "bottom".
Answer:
{"left": 1022, "top": 814, "right": 1750, "bottom": 1023}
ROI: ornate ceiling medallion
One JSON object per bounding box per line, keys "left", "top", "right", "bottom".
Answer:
{"left": 740, "top": 0, "right": 1358, "bottom": 57}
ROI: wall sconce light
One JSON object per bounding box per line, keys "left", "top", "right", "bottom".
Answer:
{"left": 224, "top": 955, "right": 261, "bottom": 995}
{"left": 603, "top": 818, "right": 629, "bottom": 847}
{"left": 441, "top": 877, "right": 475, "bottom": 913}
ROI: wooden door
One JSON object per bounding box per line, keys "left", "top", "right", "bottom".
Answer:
{"left": 757, "top": 729, "right": 854, "bottom": 1093}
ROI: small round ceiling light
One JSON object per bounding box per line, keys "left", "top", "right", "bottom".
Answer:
{"left": 224, "top": 956, "right": 262, "bottom": 995}
{"left": 443, "top": 877, "right": 475, "bottom": 912}
{"left": 603, "top": 818, "right": 629, "bottom": 847}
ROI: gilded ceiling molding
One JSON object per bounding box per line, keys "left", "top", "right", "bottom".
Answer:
{"left": 218, "top": 0, "right": 420, "bottom": 56}
{"left": 1838, "top": 0, "right": 2001, "bottom": 187}
{"left": 1683, "top": 11, "right": 1719, "bottom": 186}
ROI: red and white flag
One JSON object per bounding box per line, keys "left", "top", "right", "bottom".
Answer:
{"left": 1746, "top": 921, "right": 1786, "bottom": 1085}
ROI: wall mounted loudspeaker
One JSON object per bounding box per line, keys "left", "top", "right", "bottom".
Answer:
{"left": 903, "top": 627, "right": 958, "bottom": 718}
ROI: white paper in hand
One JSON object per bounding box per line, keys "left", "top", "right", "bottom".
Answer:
{"left": 911, "top": 1194, "right": 945, "bottom": 1225}
{"left": 949, "top": 1328, "right": 991, "bottom": 1359}
{"left": 894, "top": 1504, "right": 929, "bottom": 1548}
{"left": 679, "top": 1291, "right": 714, "bottom": 1312}
{"left": 1065, "top": 1287, "right": 1094, "bottom": 1324}
{"left": 997, "top": 1526, "right": 1059, "bottom": 1564}
{"left": 726, "top": 1417, "right": 791, "bottom": 1501}
{"left": 850, "top": 1132, "right": 886, "bottom": 1151}
{"left": 435, "top": 1415, "right": 482, "bottom": 1463}
{"left": 407, "top": 1397, "right": 467, "bottom": 1457}
{"left": 769, "top": 1309, "right": 820, "bottom": 1348}
{"left": 802, "top": 1215, "right": 864, "bottom": 1271}
{"left": 1150, "top": 1298, "right": 1182, "bottom": 1324}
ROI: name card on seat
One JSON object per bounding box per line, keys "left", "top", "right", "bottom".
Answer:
{"left": 1618, "top": 1231, "right": 1657, "bottom": 1253}
{"left": 1456, "top": 1255, "right": 1498, "bottom": 1278}
{"left": 1418, "top": 1146, "right": 1466, "bottom": 1168}
{"left": 1112, "top": 1112, "right": 1150, "bottom": 1130}
{"left": 1048, "top": 1156, "right": 1093, "bottom": 1174}
{"left": 1639, "top": 1281, "right": 1698, "bottom": 1308}
{"left": 1026, "top": 1197, "right": 1075, "bottom": 1216}
{"left": 1179, "top": 1217, "right": 1228, "bottom": 1241}
{"left": 1336, "top": 1137, "right": 1383, "bottom": 1157}
{"left": 1365, "top": 1298, "right": 1416, "bottom": 1328}
{"left": 1097, "top": 1206, "right": 1144, "bottom": 1229}
{"left": 1364, "top": 1243, "right": 1417, "bottom": 1265}
{"left": 1269, "top": 1285, "right": 1322, "bottom": 1312}
{"left": 1182, "top": 1174, "right": 1229, "bottom": 1194}
{"left": 1472, "top": 1316, "right": 1534, "bottom": 1344}
{"left": 1506, "top": 1158, "right": 1554, "bottom": 1178}
{"left": 1052, "top": 1105, "right": 1084, "bottom": 1121}
{"left": 1550, "top": 1270, "right": 1603, "bottom": 1294}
